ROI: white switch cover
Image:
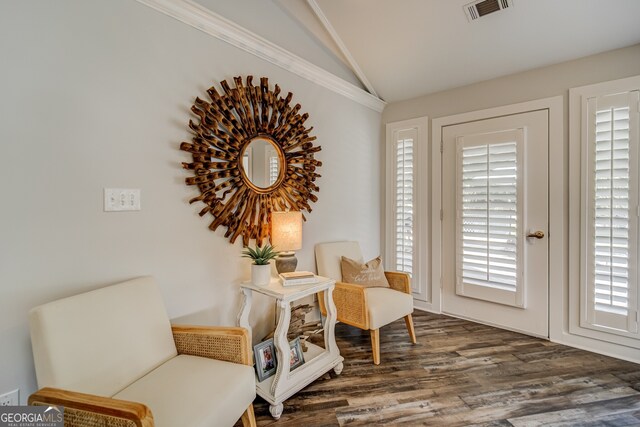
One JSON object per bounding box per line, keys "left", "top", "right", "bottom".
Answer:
{"left": 104, "top": 188, "right": 141, "bottom": 212}
{"left": 0, "top": 389, "right": 19, "bottom": 406}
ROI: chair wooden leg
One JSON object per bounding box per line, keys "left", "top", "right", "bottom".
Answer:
{"left": 404, "top": 314, "right": 417, "bottom": 344}
{"left": 241, "top": 403, "right": 257, "bottom": 427}
{"left": 370, "top": 329, "right": 380, "bottom": 365}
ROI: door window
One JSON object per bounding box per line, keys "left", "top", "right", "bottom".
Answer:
{"left": 456, "top": 129, "right": 524, "bottom": 307}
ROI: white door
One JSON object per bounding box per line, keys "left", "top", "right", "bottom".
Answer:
{"left": 442, "top": 110, "right": 549, "bottom": 337}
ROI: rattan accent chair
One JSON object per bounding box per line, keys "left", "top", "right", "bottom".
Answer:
{"left": 28, "top": 276, "right": 257, "bottom": 427}
{"left": 315, "top": 242, "right": 417, "bottom": 365}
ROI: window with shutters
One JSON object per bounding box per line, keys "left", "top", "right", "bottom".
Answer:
{"left": 386, "top": 117, "right": 428, "bottom": 302}
{"left": 395, "top": 132, "right": 414, "bottom": 275}
{"left": 581, "top": 89, "right": 640, "bottom": 337}
{"left": 269, "top": 155, "right": 279, "bottom": 185}
{"left": 455, "top": 129, "right": 524, "bottom": 307}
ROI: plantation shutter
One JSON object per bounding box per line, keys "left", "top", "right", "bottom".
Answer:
{"left": 456, "top": 129, "right": 524, "bottom": 307}
{"left": 584, "top": 91, "right": 639, "bottom": 334}
{"left": 269, "top": 155, "right": 279, "bottom": 185}
{"left": 395, "top": 129, "right": 415, "bottom": 275}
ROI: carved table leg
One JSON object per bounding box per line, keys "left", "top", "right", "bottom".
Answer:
{"left": 237, "top": 287, "right": 253, "bottom": 343}
{"left": 269, "top": 403, "right": 283, "bottom": 420}
{"left": 269, "top": 299, "right": 291, "bottom": 418}
{"left": 323, "top": 285, "right": 340, "bottom": 357}
{"left": 333, "top": 362, "right": 344, "bottom": 375}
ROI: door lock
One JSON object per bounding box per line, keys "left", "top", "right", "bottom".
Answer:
{"left": 526, "top": 230, "right": 545, "bottom": 239}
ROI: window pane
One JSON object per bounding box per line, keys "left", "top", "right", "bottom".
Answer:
{"left": 459, "top": 142, "right": 518, "bottom": 291}
{"left": 591, "top": 106, "right": 630, "bottom": 315}
{"left": 395, "top": 138, "right": 413, "bottom": 275}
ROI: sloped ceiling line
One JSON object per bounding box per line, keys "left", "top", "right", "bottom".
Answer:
{"left": 306, "top": 0, "right": 379, "bottom": 98}
{"left": 135, "top": 0, "right": 386, "bottom": 112}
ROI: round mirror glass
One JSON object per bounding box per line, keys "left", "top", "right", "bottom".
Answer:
{"left": 240, "top": 137, "right": 283, "bottom": 190}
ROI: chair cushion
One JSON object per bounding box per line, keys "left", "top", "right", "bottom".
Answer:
{"left": 29, "top": 277, "right": 177, "bottom": 396}
{"left": 341, "top": 256, "right": 390, "bottom": 288}
{"left": 315, "top": 241, "right": 363, "bottom": 281}
{"left": 366, "top": 288, "right": 414, "bottom": 330}
{"left": 113, "top": 355, "right": 255, "bottom": 427}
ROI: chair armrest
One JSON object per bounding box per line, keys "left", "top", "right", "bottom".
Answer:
{"left": 318, "top": 282, "right": 369, "bottom": 329}
{"left": 171, "top": 325, "right": 252, "bottom": 366}
{"left": 29, "top": 387, "right": 153, "bottom": 427}
{"left": 385, "top": 271, "right": 411, "bottom": 294}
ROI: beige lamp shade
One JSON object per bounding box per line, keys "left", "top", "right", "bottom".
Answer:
{"left": 271, "top": 211, "right": 302, "bottom": 252}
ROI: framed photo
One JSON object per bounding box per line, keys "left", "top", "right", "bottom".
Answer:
{"left": 254, "top": 338, "right": 277, "bottom": 382}
{"left": 289, "top": 337, "right": 305, "bottom": 371}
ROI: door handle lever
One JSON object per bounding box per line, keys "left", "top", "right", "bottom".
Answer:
{"left": 526, "top": 230, "right": 545, "bottom": 239}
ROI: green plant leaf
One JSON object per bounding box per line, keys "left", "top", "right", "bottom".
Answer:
{"left": 241, "top": 243, "right": 279, "bottom": 265}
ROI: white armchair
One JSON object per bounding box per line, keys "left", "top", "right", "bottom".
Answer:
{"left": 315, "top": 242, "right": 416, "bottom": 365}
{"left": 28, "top": 276, "right": 256, "bottom": 427}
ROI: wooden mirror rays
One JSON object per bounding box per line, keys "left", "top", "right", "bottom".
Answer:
{"left": 180, "top": 76, "right": 322, "bottom": 246}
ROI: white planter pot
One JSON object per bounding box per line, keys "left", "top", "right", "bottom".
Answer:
{"left": 251, "top": 263, "right": 271, "bottom": 287}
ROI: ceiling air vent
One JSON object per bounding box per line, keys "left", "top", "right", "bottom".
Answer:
{"left": 464, "top": 0, "right": 512, "bottom": 22}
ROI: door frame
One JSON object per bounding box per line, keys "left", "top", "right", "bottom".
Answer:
{"left": 431, "top": 96, "right": 564, "bottom": 338}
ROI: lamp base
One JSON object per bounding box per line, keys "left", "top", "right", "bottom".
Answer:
{"left": 275, "top": 252, "right": 297, "bottom": 274}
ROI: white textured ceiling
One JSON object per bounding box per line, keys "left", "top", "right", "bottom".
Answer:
{"left": 314, "top": 0, "right": 640, "bottom": 102}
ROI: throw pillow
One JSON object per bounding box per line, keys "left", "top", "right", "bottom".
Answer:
{"left": 340, "top": 256, "right": 390, "bottom": 288}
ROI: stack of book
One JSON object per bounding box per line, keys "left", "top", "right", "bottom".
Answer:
{"left": 279, "top": 271, "right": 318, "bottom": 287}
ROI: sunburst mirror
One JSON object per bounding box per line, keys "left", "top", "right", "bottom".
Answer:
{"left": 180, "top": 76, "right": 322, "bottom": 246}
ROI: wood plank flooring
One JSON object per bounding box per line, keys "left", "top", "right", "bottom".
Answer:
{"left": 240, "top": 311, "right": 640, "bottom": 426}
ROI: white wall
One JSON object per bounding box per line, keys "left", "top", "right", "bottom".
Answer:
{"left": 383, "top": 44, "right": 640, "bottom": 123}
{"left": 0, "top": 0, "right": 381, "bottom": 403}
{"left": 382, "top": 43, "right": 640, "bottom": 362}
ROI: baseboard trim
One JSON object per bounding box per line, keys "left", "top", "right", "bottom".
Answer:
{"left": 550, "top": 332, "right": 640, "bottom": 365}
{"left": 413, "top": 307, "right": 639, "bottom": 364}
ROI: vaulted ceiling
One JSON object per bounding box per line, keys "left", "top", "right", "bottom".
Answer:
{"left": 292, "top": 0, "right": 640, "bottom": 102}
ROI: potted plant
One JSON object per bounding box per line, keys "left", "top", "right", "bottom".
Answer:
{"left": 242, "top": 244, "right": 279, "bottom": 286}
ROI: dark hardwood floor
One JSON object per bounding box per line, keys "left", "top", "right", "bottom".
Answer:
{"left": 245, "top": 311, "right": 640, "bottom": 426}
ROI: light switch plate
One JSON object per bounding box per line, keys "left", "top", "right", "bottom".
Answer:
{"left": 104, "top": 188, "right": 141, "bottom": 212}
{"left": 0, "top": 389, "right": 19, "bottom": 406}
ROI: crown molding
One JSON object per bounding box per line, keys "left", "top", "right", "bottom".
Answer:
{"left": 135, "top": 0, "right": 386, "bottom": 112}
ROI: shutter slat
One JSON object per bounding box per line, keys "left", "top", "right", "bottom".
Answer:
{"left": 458, "top": 141, "right": 519, "bottom": 291}
{"left": 395, "top": 137, "right": 414, "bottom": 275}
{"left": 590, "top": 104, "right": 632, "bottom": 317}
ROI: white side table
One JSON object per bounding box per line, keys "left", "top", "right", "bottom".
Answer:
{"left": 237, "top": 276, "right": 344, "bottom": 420}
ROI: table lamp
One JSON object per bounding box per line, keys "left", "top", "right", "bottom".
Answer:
{"left": 271, "top": 211, "right": 302, "bottom": 273}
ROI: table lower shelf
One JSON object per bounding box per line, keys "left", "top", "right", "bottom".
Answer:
{"left": 256, "top": 342, "right": 343, "bottom": 405}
